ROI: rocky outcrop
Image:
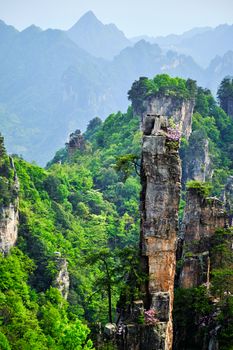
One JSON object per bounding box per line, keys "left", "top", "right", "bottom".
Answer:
{"left": 182, "top": 130, "right": 213, "bottom": 183}
{"left": 179, "top": 188, "right": 227, "bottom": 289}
{"left": 223, "top": 176, "right": 233, "bottom": 226}
{"left": 0, "top": 203, "right": 19, "bottom": 254}
{"left": 66, "top": 129, "right": 86, "bottom": 156}
{"left": 141, "top": 95, "right": 195, "bottom": 139}
{"left": 53, "top": 253, "right": 70, "bottom": 299}
{"left": 0, "top": 159, "right": 19, "bottom": 255}
{"left": 139, "top": 114, "right": 181, "bottom": 349}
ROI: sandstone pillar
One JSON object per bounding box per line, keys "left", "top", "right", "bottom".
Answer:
{"left": 140, "top": 114, "right": 181, "bottom": 350}
{"left": 179, "top": 188, "right": 227, "bottom": 288}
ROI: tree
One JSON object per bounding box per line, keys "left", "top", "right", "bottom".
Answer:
{"left": 217, "top": 76, "right": 233, "bottom": 116}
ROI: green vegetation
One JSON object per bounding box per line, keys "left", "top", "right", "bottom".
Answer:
{"left": 128, "top": 74, "right": 197, "bottom": 113}
{"left": 0, "top": 107, "right": 141, "bottom": 348}
{"left": 182, "top": 85, "right": 233, "bottom": 196}
{"left": 0, "top": 135, "right": 17, "bottom": 208}
{"left": 186, "top": 180, "right": 212, "bottom": 198}
{"left": 217, "top": 76, "right": 233, "bottom": 114}
{"left": 1, "top": 75, "right": 233, "bottom": 348}
{"left": 174, "top": 229, "right": 233, "bottom": 350}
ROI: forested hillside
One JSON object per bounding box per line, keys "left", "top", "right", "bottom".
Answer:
{"left": 0, "top": 75, "right": 233, "bottom": 349}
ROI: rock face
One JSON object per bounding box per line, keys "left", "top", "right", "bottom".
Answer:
{"left": 0, "top": 203, "right": 19, "bottom": 254}
{"left": 179, "top": 188, "right": 227, "bottom": 288}
{"left": 141, "top": 96, "right": 195, "bottom": 139}
{"left": 0, "top": 160, "right": 19, "bottom": 255}
{"left": 140, "top": 114, "right": 181, "bottom": 350}
{"left": 182, "top": 130, "right": 212, "bottom": 183}
{"left": 53, "top": 254, "right": 70, "bottom": 299}
{"left": 223, "top": 176, "right": 233, "bottom": 226}
{"left": 66, "top": 129, "right": 86, "bottom": 156}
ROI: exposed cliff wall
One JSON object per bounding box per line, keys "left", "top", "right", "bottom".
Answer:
{"left": 182, "top": 130, "right": 213, "bottom": 183}
{"left": 0, "top": 158, "right": 19, "bottom": 255}
{"left": 141, "top": 96, "right": 195, "bottom": 139}
{"left": 140, "top": 114, "right": 181, "bottom": 349}
{"left": 0, "top": 203, "right": 19, "bottom": 254}
{"left": 53, "top": 254, "right": 70, "bottom": 299}
{"left": 66, "top": 129, "right": 86, "bottom": 156}
{"left": 179, "top": 188, "right": 227, "bottom": 288}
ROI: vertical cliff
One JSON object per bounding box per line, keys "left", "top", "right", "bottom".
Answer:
{"left": 179, "top": 187, "right": 227, "bottom": 288}
{"left": 140, "top": 114, "right": 181, "bottom": 349}
{"left": 53, "top": 253, "right": 70, "bottom": 299}
{"left": 0, "top": 136, "right": 19, "bottom": 255}
{"left": 182, "top": 130, "right": 213, "bottom": 183}
{"left": 141, "top": 95, "right": 195, "bottom": 139}
{"left": 0, "top": 200, "right": 19, "bottom": 254}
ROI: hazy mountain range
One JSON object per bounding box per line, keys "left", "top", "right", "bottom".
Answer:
{"left": 0, "top": 11, "right": 232, "bottom": 164}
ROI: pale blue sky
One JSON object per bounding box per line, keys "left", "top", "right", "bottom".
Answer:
{"left": 0, "top": 0, "right": 233, "bottom": 37}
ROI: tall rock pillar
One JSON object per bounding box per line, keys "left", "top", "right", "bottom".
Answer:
{"left": 140, "top": 114, "right": 181, "bottom": 350}
{"left": 179, "top": 188, "right": 227, "bottom": 289}
{"left": 0, "top": 157, "right": 19, "bottom": 255}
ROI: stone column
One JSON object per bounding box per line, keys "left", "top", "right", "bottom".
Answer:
{"left": 140, "top": 114, "right": 181, "bottom": 350}
{"left": 179, "top": 188, "right": 227, "bottom": 289}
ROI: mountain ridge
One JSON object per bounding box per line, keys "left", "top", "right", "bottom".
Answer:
{"left": 0, "top": 15, "right": 232, "bottom": 164}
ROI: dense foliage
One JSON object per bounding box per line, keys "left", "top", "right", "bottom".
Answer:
{"left": 0, "top": 107, "right": 142, "bottom": 348}
{"left": 0, "top": 135, "right": 17, "bottom": 208}
{"left": 174, "top": 228, "right": 233, "bottom": 350}
{"left": 1, "top": 75, "right": 233, "bottom": 348}
{"left": 128, "top": 74, "right": 197, "bottom": 113}
{"left": 217, "top": 76, "right": 233, "bottom": 114}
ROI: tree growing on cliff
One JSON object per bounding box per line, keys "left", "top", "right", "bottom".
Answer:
{"left": 217, "top": 76, "right": 233, "bottom": 116}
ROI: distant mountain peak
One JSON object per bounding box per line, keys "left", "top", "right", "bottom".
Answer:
{"left": 67, "top": 11, "right": 130, "bottom": 60}
{"left": 82, "top": 10, "right": 97, "bottom": 20}
{"left": 21, "top": 24, "right": 42, "bottom": 34}
{"left": 69, "top": 11, "right": 101, "bottom": 30}
{"left": 0, "top": 19, "right": 18, "bottom": 33}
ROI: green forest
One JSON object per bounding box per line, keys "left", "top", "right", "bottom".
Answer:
{"left": 0, "top": 74, "right": 233, "bottom": 349}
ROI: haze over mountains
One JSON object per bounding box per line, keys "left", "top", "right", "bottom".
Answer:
{"left": 131, "top": 24, "right": 233, "bottom": 67}
{"left": 0, "top": 11, "right": 232, "bottom": 164}
{"left": 67, "top": 11, "right": 131, "bottom": 60}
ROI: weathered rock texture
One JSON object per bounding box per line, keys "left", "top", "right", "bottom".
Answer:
{"left": 223, "top": 176, "right": 233, "bottom": 226}
{"left": 0, "top": 160, "right": 19, "bottom": 254}
{"left": 53, "top": 254, "right": 70, "bottom": 299}
{"left": 140, "top": 114, "right": 181, "bottom": 350}
{"left": 141, "top": 96, "right": 195, "bottom": 139}
{"left": 66, "top": 129, "right": 86, "bottom": 156}
{"left": 179, "top": 188, "right": 227, "bottom": 289}
{"left": 182, "top": 130, "right": 213, "bottom": 183}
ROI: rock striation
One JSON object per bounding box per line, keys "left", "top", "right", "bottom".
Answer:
{"left": 139, "top": 113, "right": 182, "bottom": 349}
{"left": 53, "top": 253, "right": 70, "bottom": 299}
{"left": 182, "top": 130, "right": 212, "bottom": 183}
{"left": 0, "top": 159, "right": 19, "bottom": 255}
{"left": 141, "top": 95, "right": 195, "bottom": 139}
{"left": 179, "top": 188, "right": 227, "bottom": 288}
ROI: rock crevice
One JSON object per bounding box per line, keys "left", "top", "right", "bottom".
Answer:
{"left": 140, "top": 113, "right": 181, "bottom": 350}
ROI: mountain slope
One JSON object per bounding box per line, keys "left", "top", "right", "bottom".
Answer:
{"left": 67, "top": 11, "right": 131, "bottom": 60}
{"left": 133, "top": 24, "right": 233, "bottom": 67}
{"left": 0, "top": 21, "right": 113, "bottom": 164}
{"left": 0, "top": 17, "right": 232, "bottom": 165}
{"left": 206, "top": 51, "right": 233, "bottom": 93}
